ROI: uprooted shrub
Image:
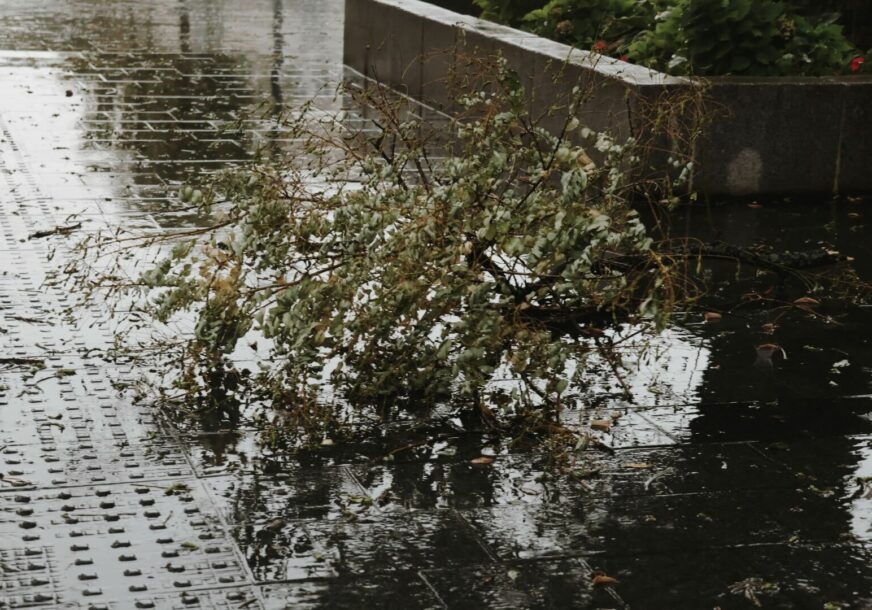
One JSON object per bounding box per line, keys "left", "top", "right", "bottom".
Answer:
{"left": 66, "top": 62, "right": 697, "bottom": 442}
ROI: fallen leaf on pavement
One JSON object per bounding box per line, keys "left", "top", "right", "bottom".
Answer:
{"left": 793, "top": 296, "right": 820, "bottom": 308}
{"left": 624, "top": 463, "right": 651, "bottom": 469}
{"left": 263, "top": 517, "right": 287, "bottom": 532}
{"left": 592, "top": 572, "right": 619, "bottom": 586}
{"left": 590, "top": 419, "right": 611, "bottom": 432}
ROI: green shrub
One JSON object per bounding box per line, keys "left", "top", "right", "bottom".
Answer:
{"left": 629, "top": 0, "right": 856, "bottom": 76}
{"left": 473, "top": 0, "right": 543, "bottom": 24}
{"left": 475, "top": 0, "right": 864, "bottom": 76}
{"left": 521, "top": 0, "right": 656, "bottom": 51}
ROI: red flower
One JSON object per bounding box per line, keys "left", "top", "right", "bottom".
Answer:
{"left": 592, "top": 40, "right": 607, "bottom": 52}
{"left": 850, "top": 56, "right": 865, "bottom": 72}
{"left": 619, "top": 54, "right": 630, "bottom": 62}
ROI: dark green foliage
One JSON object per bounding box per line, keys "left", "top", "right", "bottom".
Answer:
{"left": 789, "top": 0, "right": 872, "bottom": 47}
{"left": 473, "top": 0, "right": 543, "bottom": 23}
{"left": 630, "top": 0, "right": 856, "bottom": 76}
{"left": 474, "top": 0, "right": 867, "bottom": 76}
{"left": 521, "top": 0, "right": 656, "bottom": 49}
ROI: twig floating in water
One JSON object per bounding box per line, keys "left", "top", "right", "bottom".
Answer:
{"left": 28, "top": 223, "right": 81, "bottom": 240}
{"left": 0, "top": 357, "right": 45, "bottom": 366}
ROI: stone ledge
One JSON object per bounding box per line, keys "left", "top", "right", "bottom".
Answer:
{"left": 344, "top": 0, "right": 872, "bottom": 196}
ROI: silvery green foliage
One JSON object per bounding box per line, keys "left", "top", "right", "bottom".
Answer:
{"left": 133, "top": 70, "right": 673, "bottom": 415}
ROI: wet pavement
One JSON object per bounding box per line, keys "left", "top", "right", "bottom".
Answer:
{"left": 2, "top": 1, "right": 872, "bottom": 608}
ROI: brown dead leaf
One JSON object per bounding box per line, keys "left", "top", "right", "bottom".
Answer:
{"left": 761, "top": 323, "right": 777, "bottom": 334}
{"left": 624, "top": 462, "right": 652, "bottom": 469}
{"left": 756, "top": 343, "right": 781, "bottom": 352}
{"left": 262, "top": 517, "right": 286, "bottom": 533}
{"left": 470, "top": 456, "right": 494, "bottom": 466}
{"left": 479, "top": 403, "right": 499, "bottom": 428}
{"left": 578, "top": 151, "right": 596, "bottom": 169}
{"left": 592, "top": 573, "right": 620, "bottom": 586}
{"left": 590, "top": 419, "right": 612, "bottom": 432}
{"left": 704, "top": 311, "right": 722, "bottom": 323}
{"left": 793, "top": 296, "right": 820, "bottom": 308}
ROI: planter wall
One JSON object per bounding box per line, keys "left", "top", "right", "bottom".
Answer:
{"left": 344, "top": 0, "right": 872, "bottom": 196}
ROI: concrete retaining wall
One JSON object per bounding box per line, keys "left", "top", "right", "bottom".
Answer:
{"left": 344, "top": 0, "right": 872, "bottom": 196}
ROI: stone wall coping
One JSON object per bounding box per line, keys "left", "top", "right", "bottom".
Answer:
{"left": 377, "top": 0, "right": 690, "bottom": 86}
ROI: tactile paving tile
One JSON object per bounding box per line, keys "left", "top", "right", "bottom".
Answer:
{"left": 0, "top": 546, "right": 60, "bottom": 607}
{"left": 82, "top": 586, "right": 263, "bottom": 609}
{"left": 0, "top": 362, "right": 165, "bottom": 448}
{"left": 0, "top": 481, "right": 251, "bottom": 604}
{"left": 0, "top": 436, "right": 192, "bottom": 489}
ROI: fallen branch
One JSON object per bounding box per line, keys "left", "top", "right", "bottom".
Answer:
{"left": 0, "top": 473, "right": 33, "bottom": 487}
{"left": 0, "top": 356, "right": 45, "bottom": 366}
{"left": 28, "top": 223, "right": 81, "bottom": 240}
{"left": 5, "top": 315, "right": 54, "bottom": 325}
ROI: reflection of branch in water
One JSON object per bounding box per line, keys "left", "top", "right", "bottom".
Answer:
{"left": 643, "top": 467, "right": 676, "bottom": 492}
